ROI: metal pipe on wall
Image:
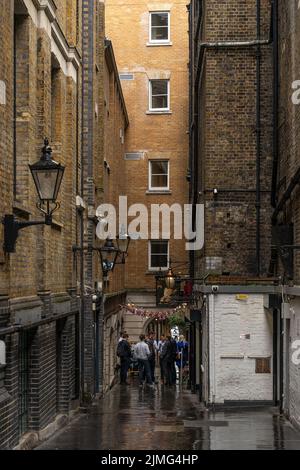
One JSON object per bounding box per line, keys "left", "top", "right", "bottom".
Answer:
{"left": 271, "top": 0, "right": 279, "bottom": 208}
{"left": 209, "top": 294, "right": 216, "bottom": 406}
{"left": 256, "top": 0, "right": 262, "bottom": 276}
{"left": 194, "top": 1, "right": 273, "bottom": 277}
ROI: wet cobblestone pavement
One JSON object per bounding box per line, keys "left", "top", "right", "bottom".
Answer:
{"left": 37, "top": 381, "right": 300, "bottom": 450}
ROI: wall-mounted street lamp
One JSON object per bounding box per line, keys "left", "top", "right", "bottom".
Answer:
{"left": 116, "top": 234, "right": 131, "bottom": 264}
{"left": 73, "top": 234, "right": 131, "bottom": 284}
{"left": 100, "top": 235, "right": 131, "bottom": 280}
{"left": 99, "top": 238, "right": 120, "bottom": 279}
{"left": 3, "top": 138, "right": 65, "bottom": 253}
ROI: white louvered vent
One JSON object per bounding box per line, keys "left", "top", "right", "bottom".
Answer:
{"left": 124, "top": 152, "right": 143, "bottom": 161}
{"left": 120, "top": 73, "right": 134, "bottom": 81}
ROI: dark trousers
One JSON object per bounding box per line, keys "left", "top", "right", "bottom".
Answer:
{"left": 149, "top": 357, "right": 155, "bottom": 382}
{"left": 138, "top": 359, "right": 152, "bottom": 384}
{"left": 120, "top": 357, "right": 130, "bottom": 383}
{"left": 171, "top": 360, "right": 176, "bottom": 384}
{"left": 162, "top": 359, "right": 173, "bottom": 386}
{"left": 159, "top": 357, "right": 164, "bottom": 380}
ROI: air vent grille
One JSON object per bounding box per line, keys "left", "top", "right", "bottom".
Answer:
{"left": 124, "top": 152, "right": 143, "bottom": 161}
{"left": 120, "top": 74, "right": 134, "bottom": 81}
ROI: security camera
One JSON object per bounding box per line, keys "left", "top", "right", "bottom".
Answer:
{"left": 212, "top": 285, "right": 219, "bottom": 293}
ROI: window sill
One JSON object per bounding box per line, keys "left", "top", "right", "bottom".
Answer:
{"left": 146, "top": 190, "right": 172, "bottom": 195}
{"left": 247, "top": 355, "right": 272, "bottom": 359}
{"left": 220, "top": 355, "right": 244, "bottom": 359}
{"left": 146, "top": 110, "right": 172, "bottom": 115}
{"left": 146, "top": 42, "right": 173, "bottom": 47}
{"left": 146, "top": 270, "right": 168, "bottom": 275}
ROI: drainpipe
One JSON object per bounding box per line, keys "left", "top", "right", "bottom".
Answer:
{"left": 195, "top": 37, "right": 272, "bottom": 88}
{"left": 75, "top": 57, "right": 85, "bottom": 405}
{"left": 271, "top": 0, "right": 278, "bottom": 208}
{"left": 256, "top": 0, "right": 262, "bottom": 276}
{"left": 80, "top": 204, "right": 85, "bottom": 404}
{"left": 187, "top": 3, "right": 194, "bottom": 280}
{"left": 80, "top": 22, "right": 85, "bottom": 404}
{"left": 187, "top": 3, "right": 193, "bottom": 201}
{"left": 199, "top": 39, "right": 271, "bottom": 48}
{"left": 209, "top": 294, "right": 216, "bottom": 407}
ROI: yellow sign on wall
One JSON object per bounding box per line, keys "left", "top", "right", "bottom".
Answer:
{"left": 236, "top": 294, "right": 249, "bottom": 301}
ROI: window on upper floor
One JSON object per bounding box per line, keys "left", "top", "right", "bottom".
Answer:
{"left": 149, "top": 160, "right": 169, "bottom": 191}
{"left": 149, "top": 12, "right": 170, "bottom": 43}
{"left": 149, "top": 80, "right": 170, "bottom": 112}
{"left": 149, "top": 240, "right": 169, "bottom": 270}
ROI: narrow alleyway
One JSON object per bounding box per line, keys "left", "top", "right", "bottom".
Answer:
{"left": 37, "top": 380, "right": 300, "bottom": 450}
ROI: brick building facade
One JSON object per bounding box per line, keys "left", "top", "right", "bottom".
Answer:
{"left": 105, "top": 0, "right": 189, "bottom": 339}
{"left": 0, "top": 0, "right": 128, "bottom": 449}
{"left": 188, "top": 1, "right": 276, "bottom": 406}
{"left": 0, "top": 0, "right": 81, "bottom": 450}
{"left": 272, "top": 0, "right": 300, "bottom": 430}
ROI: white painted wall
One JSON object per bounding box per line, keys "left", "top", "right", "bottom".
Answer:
{"left": 206, "top": 293, "right": 273, "bottom": 404}
{"left": 288, "top": 297, "right": 300, "bottom": 429}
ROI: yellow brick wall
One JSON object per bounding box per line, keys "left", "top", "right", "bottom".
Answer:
{"left": 103, "top": 45, "right": 128, "bottom": 294}
{"left": 0, "top": 1, "right": 81, "bottom": 299}
{"left": 106, "top": 0, "right": 190, "bottom": 292}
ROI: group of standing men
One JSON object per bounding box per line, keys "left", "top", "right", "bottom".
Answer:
{"left": 117, "top": 331, "right": 188, "bottom": 388}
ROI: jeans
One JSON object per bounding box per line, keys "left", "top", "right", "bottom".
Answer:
{"left": 138, "top": 359, "right": 152, "bottom": 385}
{"left": 120, "top": 357, "right": 131, "bottom": 383}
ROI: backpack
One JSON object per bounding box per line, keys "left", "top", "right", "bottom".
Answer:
{"left": 146, "top": 339, "right": 155, "bottom": 358}
{"left": 117, "top": 340, "right": 126, "bottom": 358}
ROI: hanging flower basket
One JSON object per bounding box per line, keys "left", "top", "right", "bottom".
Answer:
{"left": 167, "top": 314, "right": 186, "bottom": 330}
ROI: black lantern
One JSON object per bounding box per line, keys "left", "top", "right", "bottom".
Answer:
{"left": 99, "top": 238, "right": 119, "bottom": 276}
{"left": 3, "top": 138, "right": 65, "bottom": 253}
{"left": 116, "top": 233, "right": 131, "bottom": 263}
{"left": 29, "top": 138, "right": 65, "bottom": 206}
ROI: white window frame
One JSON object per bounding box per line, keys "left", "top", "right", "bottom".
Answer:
{"left": 149, "top": 160, "right": 170, "bottom": 191}
{"left": 149, "top": 79, "right": 170, "bottom": 112}
{"left": 148, "top": 240, "right": 170, "bottom": 271}
{"left": 149, "top": 11, "right": 170, "bottom": 44}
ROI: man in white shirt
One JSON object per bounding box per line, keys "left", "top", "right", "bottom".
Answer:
{"left": 119, "top": 330, "right": 127, "bottom": 342}
{"left": 134, "top": 334, "right": 154, "bottom": 387}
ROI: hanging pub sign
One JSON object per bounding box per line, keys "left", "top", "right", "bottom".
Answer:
{"left": 156, "top": 274, "right": 193, "bottom": 308}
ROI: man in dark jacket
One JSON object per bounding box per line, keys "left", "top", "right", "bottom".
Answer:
{"left": 117, "top": 334, "right": 132, "bottom": 385}
{"left": 160, "top": 335, "right": 173, "bottom": 386}
{"left": 145, "top": 332, "right": 156, "bottom": 383}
